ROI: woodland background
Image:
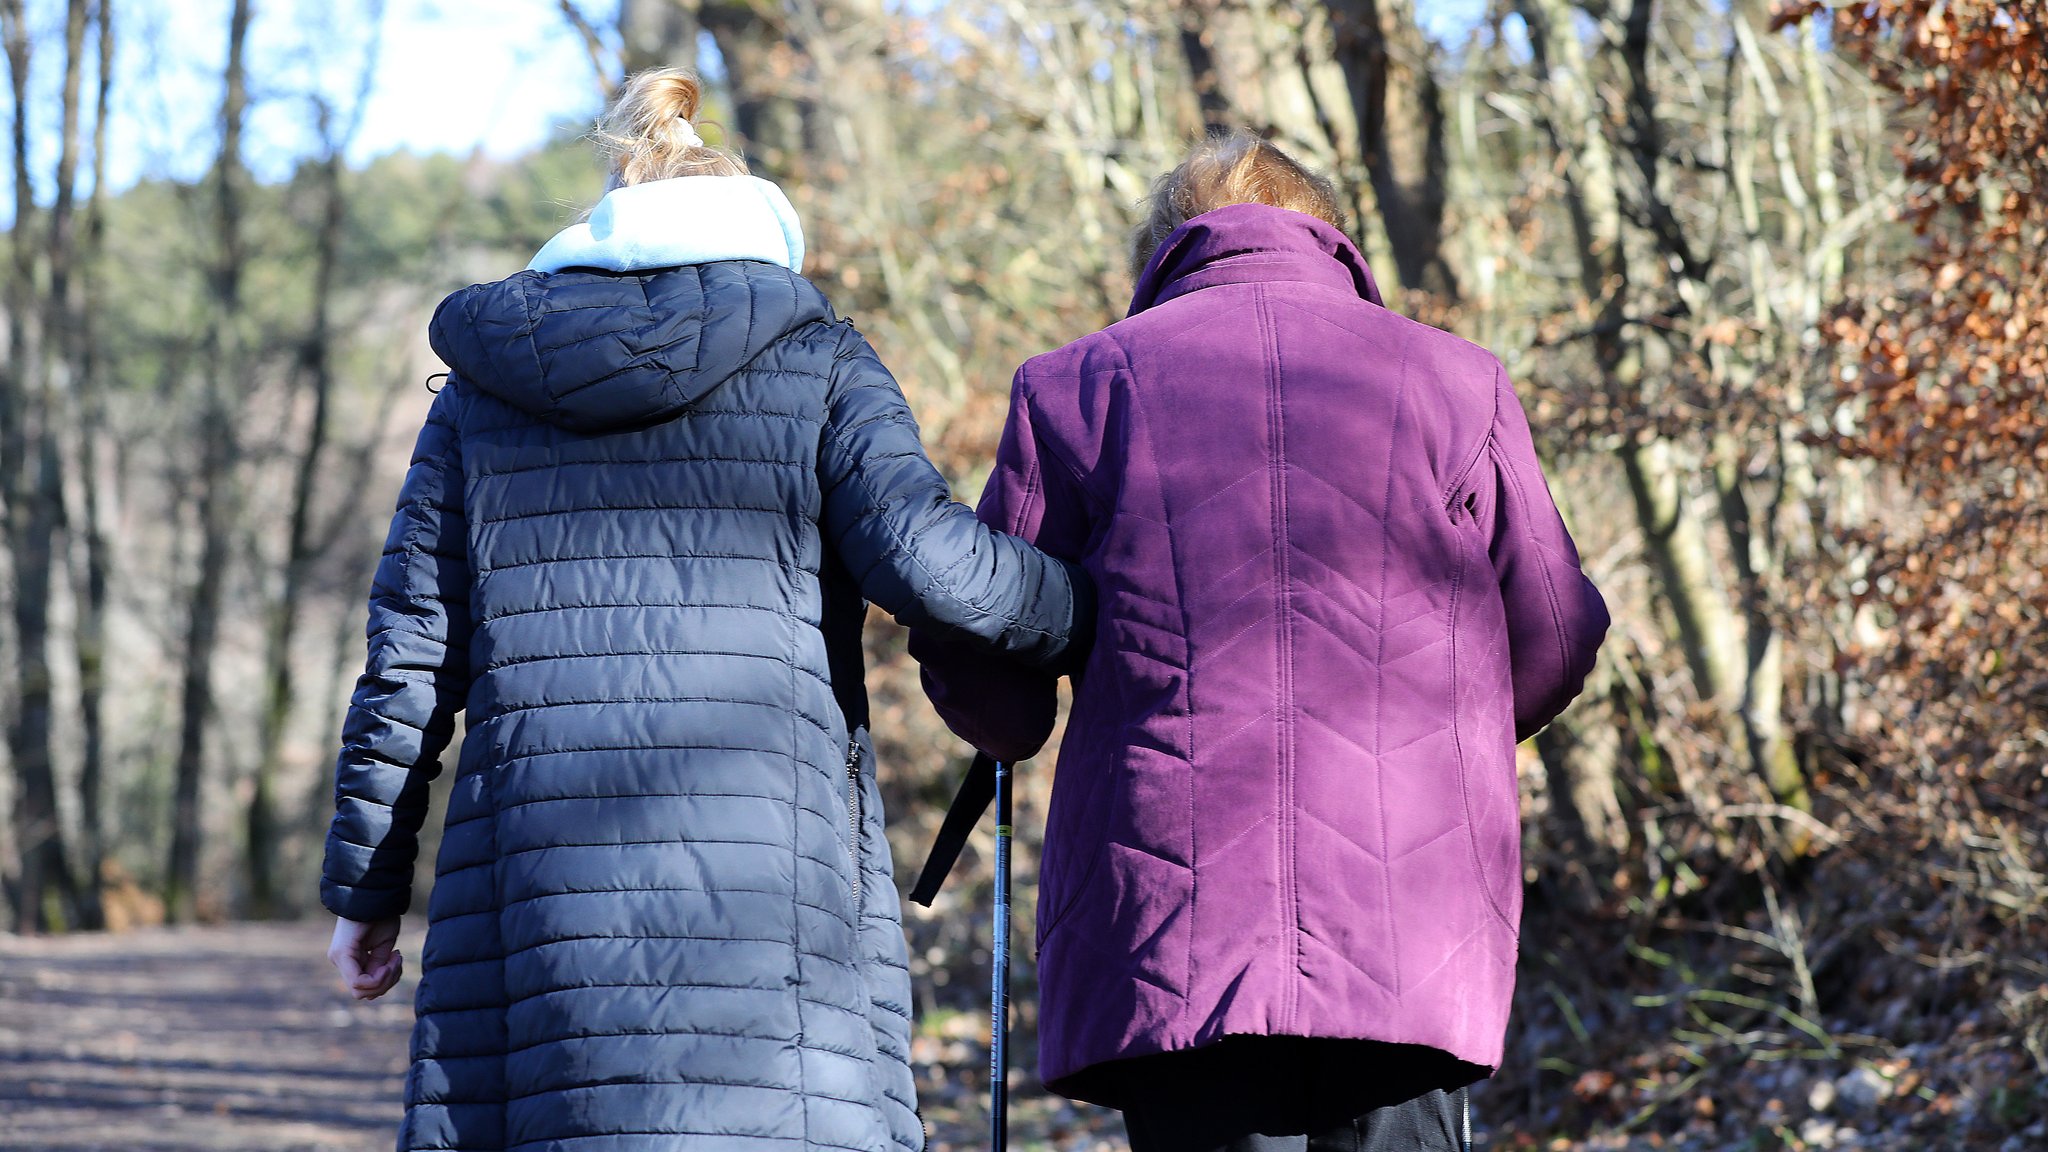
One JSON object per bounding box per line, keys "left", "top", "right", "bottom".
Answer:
{"left": 1, "top": 0, "right": 2044, "bottom": 1148}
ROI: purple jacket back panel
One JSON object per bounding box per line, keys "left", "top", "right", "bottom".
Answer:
{"left": 915, "top": 204, "right": 1609, "bottom": 1100}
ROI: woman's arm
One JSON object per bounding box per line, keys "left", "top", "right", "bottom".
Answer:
{"left": 910, "top": 369, "right": 1096, "bottom": 762}
{"left": 320, "top": 384, "right": 473, "bottom": 925}
{"left": 1473, "top": 367, "right": 1609, "bottom": 741}
{"left": 818, "top": 327, "right": 1092, "bottom": 673}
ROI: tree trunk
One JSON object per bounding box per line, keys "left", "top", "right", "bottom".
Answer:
{"left": 700, "top": 2, "right": 815, "bottom": 178}
{"left": 166, "top": 0, "right": 252, "bottom": 924}
{"left": 620, "top": 0, "right": 701, "bottom": 77}
{"left": 2, "top": 0, "right": 92, "bottom": 935}
{"left": 296, "top": 367, "right": 413, "bottom": 875}
{"left": 1534, "top": 669, "right": 1624, "bottom": 910}
{"left": 1323, "top": 0, "right": 1458, "bottom": 298}
{"left": 3, "top": 427, "right": 72, "bottom": 934}
{"left": 1174, "top": 2, "right": 1231, "bottom": 129}
{"left": 1168, "top": 0, "right": 1405, "bottom": 300}
{"left": 1620, "top": 439, "right": 1746, "bottom": 711}
{"left": 0, "top": 0, "right": 30, "bottom": 930}
{"left": 3, "top": 407, "right": 75, "bottom": 936}
{"left": 248, "top": 91, "right": 354, "bottom": 918}
{"left": 66, "top": 0, "right": 115, "bottom": 930}
{"left": 1520, "top": 0, "right": 1753, "bottom": 732}
{"left": 1169, "top": 0, "right": 1356, "bottom": 178}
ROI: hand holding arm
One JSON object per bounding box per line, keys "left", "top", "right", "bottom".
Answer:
{"left": 818, "top": 328, "right": 1092, "bottom": 672}
{"left": 910, "top": 369, "right": 1096, "bottom": 761}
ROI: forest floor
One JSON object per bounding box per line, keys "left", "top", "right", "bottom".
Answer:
{"left": 2, "top": 922, "right": 2039, "bottom": 1152}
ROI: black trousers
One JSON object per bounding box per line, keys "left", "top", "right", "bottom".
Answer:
{"left": 1105, "top": 1037, "right": 1474, "bottom": 1152}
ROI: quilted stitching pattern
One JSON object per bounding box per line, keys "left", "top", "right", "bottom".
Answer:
{"left": 913, "top": 204, "right": 1607, "bottom": 1102}
{"left": 323, "top": 261, "right": 1086, "bottom": 1151}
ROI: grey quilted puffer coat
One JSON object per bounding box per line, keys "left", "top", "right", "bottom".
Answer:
{"left": 320, "top": 260, "right": 1087, "bottom": 1152}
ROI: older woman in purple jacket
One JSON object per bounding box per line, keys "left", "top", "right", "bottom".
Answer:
{"left": 914, "top": 132, "right": 1608, "bottom": 1151}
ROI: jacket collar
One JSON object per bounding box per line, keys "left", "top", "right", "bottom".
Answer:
{"left": 1128, "top": 202, "right": 1384, "bottom": 317}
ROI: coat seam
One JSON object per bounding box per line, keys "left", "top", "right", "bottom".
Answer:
{"left": 1490, "top": 427, "right": 1576, "bottom": 713}
{"left": 471, "top": 695, "right": 835, "bottom": 736}
{"left": 1012, "top": 388, "right": 1045, "bottom": 536}
{"left": 475, "top": 456, "right": 807, "bottom": 480}
{"left": 1373, "top": 334, "right": 1412, "bottom": 1003}
{"left": 478, "top": 502, "right": 791, "bottom": 524}
{"left": 476, "top": 554, "right": 795, "bottom": 576}
{"left": 456, "top": 741, "right": 820, "bottom": 767}
{"left": 477, "top": 600, "right": 790, "bottom": 624}
{"left": 1108, "top": 337, "right": 1199, "bottom": 1008}
{"left": 1492, "top": 366, "right": 1575, "bottom": 715}
{"left": 1449, "top": 519, "right": 1509, "bottom": 929}
{"left": 1257, "top": 284, "right": 1302, "bottom": 1031}
{"left": 1016, "top": 377, "right": 1108, "bottom": 520}
{"left": 786, "top": 597, "right": 812, "bottom": 1152}
{"left": 477, "top": 648, "right": 830, "bottom": 681}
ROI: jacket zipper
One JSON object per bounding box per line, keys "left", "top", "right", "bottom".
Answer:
{"left": 846, "top": 739, "right": 864, "bottom": 909}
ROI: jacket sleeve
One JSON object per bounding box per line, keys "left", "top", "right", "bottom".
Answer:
{"left": 910, "top": 371, "right": 1095, "bottom": 762}
{"left": 818, "top": 327, "right": 1092, "bottom": 673}
{"left": 320, "top": 385, "right": 472, "bottom": 921}
{"left": 1473, "top": 367, "right": 1609, "bottom": 742}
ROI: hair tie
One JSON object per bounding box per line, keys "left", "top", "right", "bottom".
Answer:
{"left": 676, "top": 116, "right": 704, "bottom": 149}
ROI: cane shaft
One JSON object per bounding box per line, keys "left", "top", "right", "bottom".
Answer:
{"left": 990, "top": 760, "right": 1011, "bottom": 1152}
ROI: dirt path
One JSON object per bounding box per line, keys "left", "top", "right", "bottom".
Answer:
{"left": 0, "top": 921, "right": 1123, "bottom": 1152}
{"left": 10, "top": 921, "right": 2034, "bottom": 1152}
{"left": 0, "top": 921, "right": 412, "bottom": 1151}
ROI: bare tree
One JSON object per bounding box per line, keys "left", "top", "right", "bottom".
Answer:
{"left": 595, "top": 1, "right": 812, "bottom": 175}
{"left": 62, "top": 0, "right": 115, "bottom": 930}
{"left": 1164, "top": 0, "right": 1470, "bottom": 303}
{"left": 618, "top": 0, "right": 699, "bottom": 77}
{"left": 166, "top": 0, "right": 254, "bottom": 923}
{"left": 1324, "top": 0, "right": 1457, "bottom": 298}
{"left": 1495, "top": 0, "right": 1896, "bottom": 835}
{"left": 700, "top": 1, "right": 816, "bottom": 177}
{"left": 246, "top": 3, "right": 384, "bottom": 918}
{"left": 3, "top": 0, "right": 94, "bottom": 934}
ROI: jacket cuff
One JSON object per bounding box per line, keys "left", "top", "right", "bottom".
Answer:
{"left": 321, "top": 877, "right": 412, "bottom": 922}
{"left": 1049, "top": 558, "right": 1097, "bottom": 678}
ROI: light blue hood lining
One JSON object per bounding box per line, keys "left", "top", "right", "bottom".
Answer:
{"left": 528, "top": 175, "right": 807, "bottom": 275}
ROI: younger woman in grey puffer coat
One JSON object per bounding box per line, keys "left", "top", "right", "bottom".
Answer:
{"left": 319, "top": 69, "right": 1089, "bottom": 1152}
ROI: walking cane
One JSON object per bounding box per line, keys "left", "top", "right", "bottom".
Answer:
{"left": 989, "top": 758, "right": 1012, "bottom": 1152}
{"left": 909, "top": 752, "right": 1013, "bottom": 1152}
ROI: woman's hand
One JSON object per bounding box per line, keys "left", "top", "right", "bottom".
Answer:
{"left": 328, "top": 915, "right": 405, "bottom": 1001}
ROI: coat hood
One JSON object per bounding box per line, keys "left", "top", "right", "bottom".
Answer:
{"left": 1129, "top": 202, "right": 1384, "bottom": 317}
{"left": 428, "top": 262, "right": 835, "bottom": 434}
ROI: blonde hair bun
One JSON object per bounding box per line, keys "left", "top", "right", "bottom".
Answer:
{"left": 595, "top": 67, "right": 748, "bottom": 187}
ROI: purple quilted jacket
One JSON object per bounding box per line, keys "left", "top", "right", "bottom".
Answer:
{"left": 914, "top": 203, "right": 1608, "bottom": 1102}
